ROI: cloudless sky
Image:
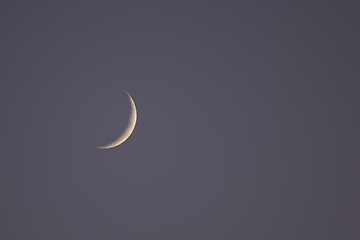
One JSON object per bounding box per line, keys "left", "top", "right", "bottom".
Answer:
{"left": 1, "top": 1, "right": 359, "bottom": 239}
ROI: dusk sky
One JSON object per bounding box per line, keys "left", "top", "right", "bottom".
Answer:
{"left": 1, "top": 1, "right": 359, "bottom": 239}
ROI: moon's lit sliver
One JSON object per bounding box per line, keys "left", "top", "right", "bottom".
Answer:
{"left": 96, "top": 91, "right": 137, "bottom": 149}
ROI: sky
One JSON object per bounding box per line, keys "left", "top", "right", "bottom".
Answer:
{"left": 1, "top": 1, "right": 359, "bottom": 239}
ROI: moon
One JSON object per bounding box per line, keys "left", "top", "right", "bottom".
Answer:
{"left": 96, "top": 91, "right": 137, "bottom": 149}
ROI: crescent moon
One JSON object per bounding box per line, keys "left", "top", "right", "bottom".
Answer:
{"left": 96, "top": 91, "right": 137, "bottom": 149}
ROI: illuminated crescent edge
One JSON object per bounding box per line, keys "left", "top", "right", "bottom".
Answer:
{"left": 96, "top": 92, "right": 137, "bottom": 149}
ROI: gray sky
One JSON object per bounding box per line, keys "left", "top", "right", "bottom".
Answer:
{"left": 1, "top": 1, "right": 359, "bottom": 239}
